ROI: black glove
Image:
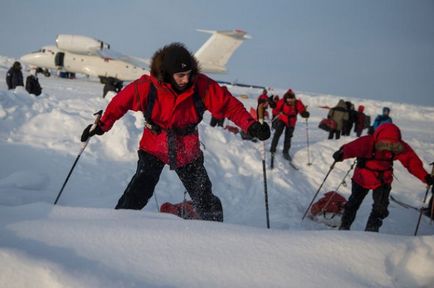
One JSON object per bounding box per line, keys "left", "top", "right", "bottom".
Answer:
{"left": 368, "top": 126, "right": 375, "bottom": 135}
{"left": 425, "top": 174, "right": 434, "bottom": 186}
{"left": 81, "top": 123, "right": 104, "bottom": 142}
{"left": 248, "top": 122, "right": 271, "bottom": 141}
{"left": 332, "top": 149, "right": 344, "bottom": 162}
{"left": 301, "top": 111, "right": 310, "bottom": 118}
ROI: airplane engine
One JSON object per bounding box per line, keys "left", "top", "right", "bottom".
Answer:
{"left": 56, "top": 34, "right": 110, "bottom": 55}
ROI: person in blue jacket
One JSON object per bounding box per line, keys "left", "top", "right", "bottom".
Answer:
{"left": 369, "top": 107, "right": 392, "bottom": 134}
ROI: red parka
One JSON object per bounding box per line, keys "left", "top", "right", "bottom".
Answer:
{"left": 274, "top": 98, "right": 307, "bottom": 127}
{"left": 341, "top": 123, "right": 429, "bottom": 189}
{"left": 99, "top": 73, "right": 256, "bottom": 168}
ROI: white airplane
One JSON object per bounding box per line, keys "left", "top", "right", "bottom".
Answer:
{"left": 20, "top": 29, "right": 250, "bottom": 96}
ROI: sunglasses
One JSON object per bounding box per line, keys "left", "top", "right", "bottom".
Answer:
{"left": 375, "top": 140, "right": 404, "bottom": 153}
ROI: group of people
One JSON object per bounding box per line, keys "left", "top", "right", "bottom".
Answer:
{"left": 326, "top": 100, "right": 370, "bottom": 139}
{"left": 6, "top": 61, "right": 42, "bottom": 96}
{"left": 62, "top": 41, "right": 432, "bottom": 233}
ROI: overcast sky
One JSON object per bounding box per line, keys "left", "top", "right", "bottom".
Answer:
{"left": 1, "top": 0, "right": 433, "bottom": 106}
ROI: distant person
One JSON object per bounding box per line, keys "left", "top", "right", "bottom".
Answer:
{"left": 81, "top": 42, "right": 270, "bottom": 222}
{"left": 327, "top": 99, "right": 349, "bottom": 140}
{"left": 257, "top": 89, "right": 274, "bottom": 120}
{"left": 354, "top": 105, "right": 367, "bottom": 137}
{"left": 269, "top": 89, "right": 309, "bottom": 161}
{"left": 342, "top": 101, "right": 356, "bottom": 136}
{"left": 103, "top": 77, "right": 123, "bottom": 98}
{"left": 370, "top": 107, "right": 392, "bottom": 134}
{"left": 6, "top": 61, "right": 24, "bottom": 90}
{"left": 270, "top": 95, "right": 280, "bottom": 129}
{"left": 332, "top": 123, "right": 433, "bottom": 232}
{"left": 25, "top": 69, "right": 42, "bottom": 96}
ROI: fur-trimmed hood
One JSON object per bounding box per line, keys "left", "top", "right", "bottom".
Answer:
{"left": 150, "top": 42, "right": 200, "bottom": 83}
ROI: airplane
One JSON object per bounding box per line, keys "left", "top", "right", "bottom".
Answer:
{"left": 20, "top": 29, "right": 250, "bottom": 96}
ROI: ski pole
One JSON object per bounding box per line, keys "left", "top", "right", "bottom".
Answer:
{"left": 319, "top": 160, "right": 356, "bottom": 215}
{"left": 305, "top": 118, "right": 312, "bottom": 166}
{"left": 153, "top": 190, "right": 160, "bottom": 212}
{"left": 302, "top": 160, "right": 337, "bottom": 220}
{"left": 258, "top": 103, "right": 270, "bottom": 229}
{"left": 54, "top": 110, "right": 103, "bottom": 205}
{"left": 414, "top": 162, "right": 434, "bottom": 236}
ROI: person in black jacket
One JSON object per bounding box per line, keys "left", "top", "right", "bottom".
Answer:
{"left": 6, "top": 61, "right": 24, "bottom": 90}
{"left": 25, "top": 69, "right": 42, "bottom": 96}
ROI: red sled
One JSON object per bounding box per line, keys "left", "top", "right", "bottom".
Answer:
{"left": 310, "top": 191, "right": 347, "bottom": 217}
{"left": 318, "top": 118, "right": 337, "bottom": 132}
{"left": 309, "top": 191, "right": 347, "bottom": 228}
{"left": 160, "top": 201, "right": 201, "bottom": 220}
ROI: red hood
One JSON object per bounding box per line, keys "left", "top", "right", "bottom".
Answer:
{"left": 373, "top": 123, "right": 401, "bottom": 142}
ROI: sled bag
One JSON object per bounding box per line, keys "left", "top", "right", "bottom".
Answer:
{"left": 318, "top": 118, "right": 337, "bottom": 132}
{"left": 224, "top": 125, "right": 240, "bottom": 134}
{"left": 310, "top": 191, "right": 347, "bottom": 216}
{"left": 160, "top": 201, "right": 201, "bottom": 220}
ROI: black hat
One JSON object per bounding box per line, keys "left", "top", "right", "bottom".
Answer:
{"left": 284, "top": 89, "right": 295, "bottom": 99}
{"left": 162, "top": 43, "right": 193, "bottom": 75}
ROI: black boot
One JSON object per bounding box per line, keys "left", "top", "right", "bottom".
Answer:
{"left": 282, "top": 152, "right": 291, "bottom": 161}
{"left": 365, "top": 217, "right": 382, "bottom": 232}
{"left": 196, "top": 195, "right": 224, "bottom": 222}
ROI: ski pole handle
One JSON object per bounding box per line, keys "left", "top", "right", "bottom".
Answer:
{"left": 258, "top": 103, "right": 266, "bottom": 124}
{"left": 80, "top": 110, "right": 103, "bottom": 150}
{"left": 89, "top": 110, "right": 103, "bottom": 136}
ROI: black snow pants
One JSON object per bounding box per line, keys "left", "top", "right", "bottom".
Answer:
{"left": 328, "top": 129, "right": 341, "bottom": 140}
{"left": 115, "top": 150, "right": 223, "bottom": 222}
{"left": 270, "top": 120, "right": 294, "bottom": 154}
{"left": 339, "top": 180, "right": 391, "bottom": 232}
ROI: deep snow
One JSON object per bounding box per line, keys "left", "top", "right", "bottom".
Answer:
{"left": 1, "top": 55, "right": 434, "bottom": 287}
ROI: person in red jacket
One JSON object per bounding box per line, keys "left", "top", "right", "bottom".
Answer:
{"left": 354, "top": 105, "right": 367, "bottom": 137}
{"left": 81, "top": 43, "right": 270, "bottom": 222}
{"left": 332, "top": 123, "right": 433, "bottom": 232}
{"left": 269, "top": 89, "right": 309, "bottom": 160}
{"left": 256, "top": 89, "right": 275, "bottom": 120}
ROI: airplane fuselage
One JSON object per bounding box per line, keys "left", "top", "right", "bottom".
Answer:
{"left": 21, "top": 46, "right": 148, "bottom": 81}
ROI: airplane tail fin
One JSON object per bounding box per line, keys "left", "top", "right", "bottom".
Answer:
{"left": 195, "top": 29, "right": 250, "bottom": 73}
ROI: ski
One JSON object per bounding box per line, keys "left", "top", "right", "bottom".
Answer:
{"left": 308, "top": 213, "right": 341, "bottom": 228}
{"left": 390, "top": 195, "right": 421, "bottom": 211}
{"left": 270, "top": 153, "right": 275, "bottom": 169}
{"left": 288, "top": 160, "right": 299, "bottom": 170}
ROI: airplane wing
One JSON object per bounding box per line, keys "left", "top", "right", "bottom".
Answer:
{"left": 96, "top": 49, "right": 150, "bottom": 69}
{"left": 195, "top": 29, "right": 250, "bottom": 73}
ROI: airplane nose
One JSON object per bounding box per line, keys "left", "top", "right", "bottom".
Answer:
{"left": 20, "top": 54, "right": 33, "bottom": 64}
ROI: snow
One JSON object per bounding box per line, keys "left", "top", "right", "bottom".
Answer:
{"left": 1, "top": 56, "right": 434, "bottom": 287}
